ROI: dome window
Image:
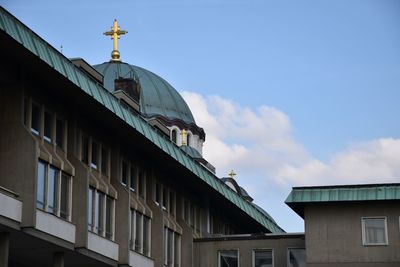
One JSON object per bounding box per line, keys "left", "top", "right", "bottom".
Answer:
{"left": 171, "top": 129, "right": 178, "bottom": 144}
{"left": 114, "top": 78, "right": 140, "bottom": 102}
{"left": 187, "top": 133, "right": 192, "bottom": 147}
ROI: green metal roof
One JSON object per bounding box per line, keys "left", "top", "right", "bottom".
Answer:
{"left": 0, "top": 7, "right": 284, "bottom": 233}
{"left": 93, "top": 62, "right": 196, "bottom": 125}
{"left": 285, "top": 183, "right": 400, "bottom": 218}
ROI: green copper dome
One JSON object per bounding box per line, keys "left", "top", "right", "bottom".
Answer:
{"left": 93, "top": 62, "right": 196, "bottom": 124}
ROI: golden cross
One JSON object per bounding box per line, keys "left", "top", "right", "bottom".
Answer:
{"left": 103, "top": 20, "right": 128, "bottom": 62}
{"left": 228, "top": 170, "right": 236, "bottom": 178}
{"left": 180, "top": 129, "right": 187, "bottom": 146}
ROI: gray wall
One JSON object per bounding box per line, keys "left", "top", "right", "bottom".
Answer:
{"left": 305, "top": 202, "right": 400, "bottom": 266}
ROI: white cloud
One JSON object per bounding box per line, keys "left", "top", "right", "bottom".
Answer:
{"left": 182, "top": 91, "right": 400, "bottom": 189}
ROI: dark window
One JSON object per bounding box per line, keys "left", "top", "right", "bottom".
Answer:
{"left": 31, "top": 103, "right": 40, "bottom": 135}
{"left": 162, "top": 187, "right": 168, "bottom": 210}
{"left": 254, "top": 250, "right": 272, "bottom": 267}
{"left": 44, "top": 111, "right": 52, "bottom": 142}
{"left": 171, "top": 129, "right": 177, "bottom": 143}
{"left": 23, "top": 97, "right": 29, "bottom": 126}
{"left": 122, "top": 161, "right": 128, "bottom": 185}
{"left": 143, "top": 216, "right": 150, "bottom": 256}
{"left": 219, "top": 250, "right": 238, "bottom": 267}
{"left": 169, "top": 191, "right": 175, "bottom": 214}
{"left": 91, "top": 142, "right": 98, "bottom": 169}
{"left": 155, "top": 183, "right": 161, "bottom": 205}
{"left": 135, "top": 212, "right": 143, "bottom": 251}
{"left": 101, "top": 148, "right": 108, "bottom": 175}
{"left": 187, "top": 134, "right": 192, "bottom": 146}
{"left": 88, "top": 187, "right": 94, "bottom": 231}
{"left": 130, "top": 166, "right": 137, "bottom": 191}
{"left": 138, "top": 170, "right": 145, "bottom": 198}
{"left": 82, "top": 136, "right": 89, "bottom": 164}
{"left": 96, "top": 191, "right": 105, "bottom": 235}
{"left": 56, "top": 118, "right": 64, "bottom": 149}
{"left": 105, "top": 196, "right": 113, "bottom": 239}
{"left": 60, "top": 173, "right": 69, "bottom": 219}
{"left": 36, "top": 161, "right": 46, "bottom": 209}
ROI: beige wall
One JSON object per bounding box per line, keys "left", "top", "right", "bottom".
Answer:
{"left": 305, "top": 202, "right": 400, "bottom": 266}
{"left": 193, "top": 235, "right": 305, "bottom": 267}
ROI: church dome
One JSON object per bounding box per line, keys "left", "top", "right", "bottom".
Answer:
{"left": 93, "top": 61, "right": 196, "bottom": 125}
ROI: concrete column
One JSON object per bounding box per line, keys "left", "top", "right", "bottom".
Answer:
{"left": 53, "top": 252, "right": 64, "bottom": 267}
{"left": 0, "top": 232, "right": 10, "bottom": 267}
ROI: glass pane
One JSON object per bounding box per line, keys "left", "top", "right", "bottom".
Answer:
{"left": 171, "top": 130, "right": 177, "bottom": 143}
{"left": 135, "top": 212, "right": 143, "bottom": 252}
{"left": 88, "top": 188, "right": 94, "bottom": 230}
{"left": 91, "top": 142, "right": 98, "bottom": 169}
{"left": 44, "top": 111, "right": 52, "bottom": 142}
{"left": 23, "top": 97, "right": 28, "bottom": 126}
{"left": 130, "top": 210, "right": 135, "bottom": 249}
{"left": 60, "top": 173, "right": 69, "bottom": 219}
{"left": 56, "top": 118, "right": 64, "bottom": 149}
{"left": 105, "top": 196, "right": 113, "bottom": 239}
{"left": 122, "top": 161, "right": 128, "bottom": 185}
{"left": 155, "top": 183, "right": 161, "bottom": 204}
{"left": 47, "top": 166, "right": 58, "bottom": 214}
{"left": 96, "top": 191, "right": 104, "bottom": 235}
{"left": 36, "top": 161, "right": 46, "bottom": 209}
{"left": 101, "top": 148, "right": 108, "bottom": 175}
{"left": 31, "top": 103, "right": 40, "bottom": 135}
{"left": 163, "top": 187, "right": 168, "bottom": 210}
{"left": 365, "top": 218, "right": 386, "bottom": 244}
{"left": 174, "top": 233, "right": 180, "bottom": 267}
{"left": 288, "top": 249, "right": 306, "bottom": 267}
{"left": 254, "top": 250, "right": 272, "bottom": 267}
{"left": 138, "top": 170, "right": 145, "bottom": 198}
{"left": 219, "top": 250, "right": 238, "bottom": 267}
{"left": 143, "top": 216, "right": 150, "bottom": 256}
{"left": 168, "top": 229, "right": 173, "bottom": 266}
{"left": 169, "top": 191, "right": 175, "bottom": 214}
{"left": 82, "top": 136, "right": 89, "bottom": 164}
{"left": 130, "top": 166, "right": 136, "bottom": 191}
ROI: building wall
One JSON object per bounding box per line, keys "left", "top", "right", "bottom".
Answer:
{"left": 305, "top": 202, "right": 400, "bottom": 266}
{"left": 193, "top": 235, "right": 305, "bottom": 267}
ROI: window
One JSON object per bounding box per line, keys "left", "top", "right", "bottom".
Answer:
{"left": 36, "top": 161, "right": 71, "bottom": 220}
{"left": 44, "top": 111, "right": 52, "bottom": 142}
{"left": 101, "top": 147, "right": 109, "bottom": 175}
{"left": 164, "top": 227, "right": 181, "bottom": 267}
{"left": 31, "top": 103, "right": 41, "bottom": 135}
{"left": 130, "top": 209, "right": 151, "bottom": 256}
{"left": 219, "top": 250, "right": 239, "bottom": 267}
{"left": 121, "top": 161, "right": 128, "bottom": 185}
{"left": 138, "top": 170, "right": 145, "bottom": 198}
{"left": 130, "top": 166, "right": 137, "bottom": 191}
{"left": 56, "top": 118, "right": 65, "bottom": 149}
{"left": 91, "top": 141, "right": 98, "bottom": 169}
{"left": 82, "top": 136, "right": 89, "bottom": 164}
{"left": 171, "top": 129, "right": 178, "bottom": 143}
{"left": 187, "top": 133, "right": 192, "bottom": 146}
{"left": 287, "top": 248, "right": 305, "bottom": 267}
{"left": 253, "top": 250, "right": 273, "bottom": 267}
{"left": 155, "top": 183, "right": 161, "bottom": 205}
{"left": 162, "top": 186, "right": 168, "bottom": 210}
{"left": 169, "top": 191, "right": 175, "bottom": 215}
{"left": 362, "top": 217, "right": 388, "bottom": 245}
{"left": 88, "top": 187, "right": 114, "bottom": 240}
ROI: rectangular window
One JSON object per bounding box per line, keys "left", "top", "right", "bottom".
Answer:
{"left": 23, "top": 97, "right": 29, "bottom": 126}
{"left": 96, "top": 191, "right": 105, "bottom": 235}
{"left": 162, "top": 186, "right": 168, "bottom": 210}
{"left": 88, "top": 187, "right": 94, "bottom": 231}
{"left": 219, "top": 250, "right": 239, "bottom": 267}
{"left": 164, "top": 227, "right": 180, "bottom": 267}
{"left": 135, "top": 212, "right": 143, "bottom": 252}
{"left": 130, "top": 209, "right": 151, "bottom": 255}
{"left": 31, "top": 103, "right": 41, "bottom": 135}
{"left": 253, "top": 250, "right": 272, "bottom": 267}
{"left": 130, "top": 166, "right": 137, "bottom": 191}
{"left": 82, "top": 136, "right": 89, "bottom": 164}
{"left": 122, "top": 161, "right": 128, "bottom": 185}
{"left": 101, "top": 148, "right": 109, "bottom": 175}
{"left": 105, "top": 196, "right": 113, "bottom": 239}
{"left": 91, "top": 141, "right": 98, "bottom": 169}
{"left": 36, "top": 161, "right": 46, "bottom": 209}
{"left": 44, "top": 111, "right": 52, "bottom": 142}
{"left": 138, "top": 170, "right": 145, "bottom": 198}
{"left": 60, "top": 173, "right": 70, "bottom": 219}
{"left": 143, "top": 216, "right": 150, "bottom": 256}
{"left": 167, "top": 229, "right": 173, "bottom": 266}
{"left": 362, "top": 217, "right": 388, "bottom": 245}
{"left": 288, "top": 248, "right": 306, "bottom": 267}
{"left": 56, "top": 118, "right": 64, "bottom": 149}
{"left": 155, "top": 183, "right": 161, "bottom": 205}
{"left": 174, "top": 232, "right": 181, "bottom": 267}
{"left": 169, "top": 191, "right": 175, "bottom": 215}
{"left": 47, "top": 166, "right": 58, "bottom": 214}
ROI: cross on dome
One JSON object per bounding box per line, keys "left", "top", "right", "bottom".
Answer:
{"left": 103, "top": 20, "right": 128, "bottom": 62}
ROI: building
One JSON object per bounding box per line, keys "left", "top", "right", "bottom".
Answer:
{"left": 0, "top": 6, "right": 399, "bottom": 267}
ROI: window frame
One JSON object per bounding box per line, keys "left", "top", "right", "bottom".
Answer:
{"left": 130, "top": 209, "right": 151, "bottom": 256}
{"left": 252, "top": 248, "right": 274, "bottom": 267}
{"left": 361, "top": 216, "right": 389, "bottom": 246}
{"left": 218, "top": 249, "right": 240, "bottom": 267}
{"left": 88, "top": 187, "right": 115, "bottom": 240}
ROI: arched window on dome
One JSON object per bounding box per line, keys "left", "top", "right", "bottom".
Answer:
{"left": 187, "top": 133, "right": 192, "bottom": 147}
{"left": 171, "top": 129, "right": 178, "bottom": 144}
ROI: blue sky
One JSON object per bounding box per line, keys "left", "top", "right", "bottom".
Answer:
{"left": 4, "top": 0, "right": 400, "bottom": 232}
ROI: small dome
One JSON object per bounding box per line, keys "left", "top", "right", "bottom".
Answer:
{"left": 93, "top": 61, "right": 196, "bottom": 125}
